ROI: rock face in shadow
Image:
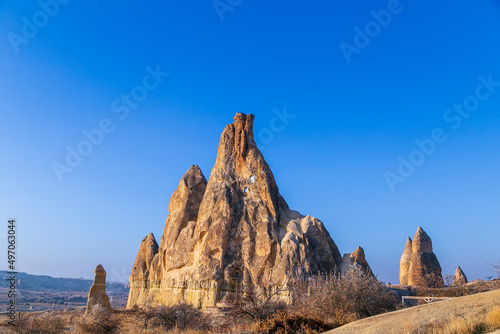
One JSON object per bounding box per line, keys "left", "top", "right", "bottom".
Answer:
{"left": 86, "top": 265, "right": 111, "bottom": 314}
{"left": 341, "top": 246, "right": 374, "bottom": 276}
{"left": 398, "top": 227, "right": 443, "bottom": 287}
{"left": 127, "top": 113, "right": 344, "bottom": 308}
{"left": 452, "top": 266, "right": 468, "bottom": 286}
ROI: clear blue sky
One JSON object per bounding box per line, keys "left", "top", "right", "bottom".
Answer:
{"left": 1, "top": 0, "right": 499, "bottom": 284}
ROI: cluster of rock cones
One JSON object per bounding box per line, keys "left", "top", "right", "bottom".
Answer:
{"left": 115, "top": 113, "right": 469, "bottom": 310}
{"left": 124, "top": 113, "right": 375, "bottom": 309}
{"left": 398, "top": 227, "right": 467, "bottom": 287}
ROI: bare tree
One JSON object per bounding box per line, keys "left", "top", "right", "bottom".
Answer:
{"left": 490, "top": 261, "right": 500, "bottom": 278}
{"left": 290, "top": 266, "right": 398, "bottom": 326}
{"left": 227, "top": 284, "right": 287, "bottom": 321}
{"left": 137, "top": 295, "right": 156, "bottom": 329}
{"left": 444, "top": 274, "right": 454, "bottom": 287}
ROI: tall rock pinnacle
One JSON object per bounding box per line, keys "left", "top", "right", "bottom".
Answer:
{"left": 86, "top": 265, "right": 111, "bottom": 314}
{"left": 127, "top": 113, "right": 345, "bottom": 308}
{"left": 398, "top": 227, "right": 443, "bottom": 287}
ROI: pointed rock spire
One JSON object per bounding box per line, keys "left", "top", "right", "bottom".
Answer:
{"left": 399, "top": 237, "right": 412, "bottom": 285}
{"left": 342, "top": 246, "right": 373, "bottom": 276}
{"left": 127, "top": 113, "right": 343, "bottom": 309}
{"left": 452, "top": 266, "right": 468, "bottom": 286}
{"left": 130, "top": 233, "right": 158, "bottom": 282}
{"left": 399, "top": 227, "right": 443, "bottom": 287}
{"left": 412, "top": 226, "right": 433, "bottom": 253}
{"left": 156, "top": 165, "right": 207, "bottom": 274}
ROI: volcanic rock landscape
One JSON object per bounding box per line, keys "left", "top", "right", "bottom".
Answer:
{"left": 2, "top": 114, "right": 499, "bottom": 334}
{"left": 127, "top": 113, "right": 351, "bottom": 308}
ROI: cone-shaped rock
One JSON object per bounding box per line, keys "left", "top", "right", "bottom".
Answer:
{"left": 452, "top": 266, "right": 468, "bottom": 286}
{"left": 398, "top": 227, "right": 443, "bottom": 287}
{"left": 126, "top": 233, "right": 158, "bottom": 308}
{"left": 412, "top": 227, "right": 433, "bottom": 253}
{"left": 341, "top": 246, "right": 373, "bottom": 276}
{"left": 86, "top": 265, "right": 111, "bottom": 314}
{"left": 399, "top": 237, "right": 413, "bottom": 285}
{"left": 127, "top": 113, "right": 343, "bottom": 308}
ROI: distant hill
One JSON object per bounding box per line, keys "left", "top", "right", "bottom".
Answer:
{"left": 0, "top": 271, "right": 128, "bottom": 293}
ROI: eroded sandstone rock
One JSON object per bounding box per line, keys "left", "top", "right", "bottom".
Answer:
{"left": 127, "top": 113, "right": 344, "bottom": 308}
{"left": 126, "top": 233, "right": 158, "bottom": 309}
{"left": 452, "top": 266, "right": 468, "bottom": 286}
{"left": 399, "top": 237, "right": 413, "bottom": 285}
{"left": 398, "top": 227, "right": 443, "bottom": 287}
{"left": 341, "top": 246, "right": 373, "bottom": 276}
{"left": 86, "top": 265, "right": 111, "bottom": 314}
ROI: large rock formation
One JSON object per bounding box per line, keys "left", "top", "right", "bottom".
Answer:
{"left": 341, "top": 246, "right": 374, "bottom": 276}
{"left": 398, "top": 227, "right": 443, "bottom": 287}
{"left": 127, "top": 113, "right": 345, "bottom": 308}
{"left": 86, "top": 265, "right": 112, "bottom": 314}
{"left": 452, "top": 266, "right": 468, "bottom": 286}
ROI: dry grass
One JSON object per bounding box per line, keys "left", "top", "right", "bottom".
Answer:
{"left": 420, "top": 315, "right": 488, "bottom": 334}
{"left": 5, "top": 312, "right": 65, "bottom": 334}
{"left": 487, "top": 306, "right": 500, "bottom": 329}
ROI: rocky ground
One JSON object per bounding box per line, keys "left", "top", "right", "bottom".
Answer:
{"left": 325, "top": 288, "right": 500, "bottom": 334}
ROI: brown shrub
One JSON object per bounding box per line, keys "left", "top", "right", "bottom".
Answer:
{"left": 255, "top": 311, "right": 335, "bottom": 334}
{"left": 150, "top": 301, "right": 210, "bottom": 331}
{"left": 137, "top": 295, "right": 157, "bottom": 329}
{"left": 8, "top": 312, "right": 65, "bottom": 334}
{"left": 290, "top": 266, "right": 399, "bottom": 326}
{"left": 77, "top": 305, "right": 120, "bottom": 334}
{"left": 423, "top": 272, "right": 445, "bottom": 289}
{"left": 226, "top": 285, "right": 287, "bottom": 321}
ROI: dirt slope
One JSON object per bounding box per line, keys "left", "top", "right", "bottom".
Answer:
{"left": 325, "top": 289, "right": 500, "bottom": 334}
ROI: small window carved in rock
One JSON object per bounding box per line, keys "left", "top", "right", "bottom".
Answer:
{"left": 250, "top": 175, "right": 255, "bottom": 183}
{"left": 243, "top": 187, "right": 249, "bottom": 193}
{"left": 231, "top": 268, "right": 243, "bottom": 281}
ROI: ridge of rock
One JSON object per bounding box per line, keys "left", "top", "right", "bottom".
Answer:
{"left": 127, "top": 113, "right": 344, "bottom": 308}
